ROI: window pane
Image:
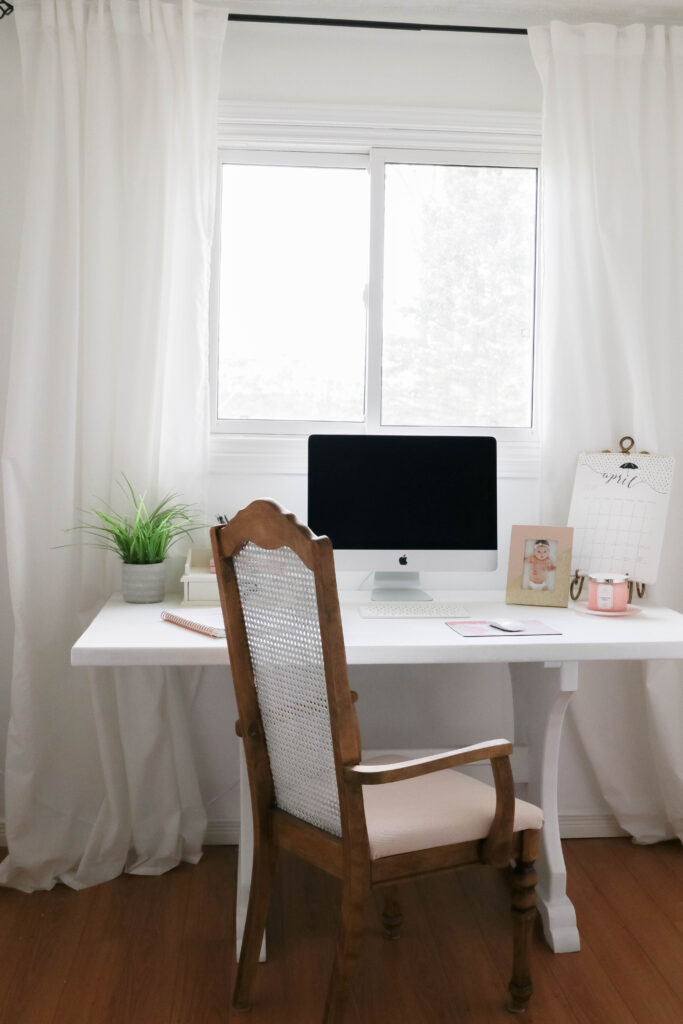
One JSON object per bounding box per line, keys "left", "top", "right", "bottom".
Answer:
{"left": 382, "top": 164, "right": 537, "bottom": 428}
{"left": 218, "top": 164, "right": 369, "bottom": 422}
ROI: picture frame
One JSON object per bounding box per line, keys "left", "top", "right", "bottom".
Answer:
{"left": 505, "top": 525, "right": 574, "bottom": 608}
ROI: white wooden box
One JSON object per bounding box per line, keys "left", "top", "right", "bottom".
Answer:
{"left": 180, "top": 548, "right": 220, "bottom": 605}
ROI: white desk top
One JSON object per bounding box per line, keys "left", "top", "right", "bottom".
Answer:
{"left": 71, "top": 591, "right": 683, "bottom": 668}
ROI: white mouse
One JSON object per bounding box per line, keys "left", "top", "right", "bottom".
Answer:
{"left": 489, "top": 618, "right": 525, "bottom": 632}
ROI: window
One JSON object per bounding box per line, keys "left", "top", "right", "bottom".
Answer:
{"left": 380, "top": 159, "right": 536, "bottom": 429}
{"left": 213, "top": 147, "right": 538, "bottom": 438}
{"left": 217, "top": 155, "right": 369, "bottom": 424}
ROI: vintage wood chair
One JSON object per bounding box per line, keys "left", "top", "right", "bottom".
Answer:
{"left": 210, "top": 499, "right": 543, "bottom": 1023}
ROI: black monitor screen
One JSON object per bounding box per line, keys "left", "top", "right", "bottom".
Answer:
{"left": 307, "top": 435, "right": 497, "bottom": 551}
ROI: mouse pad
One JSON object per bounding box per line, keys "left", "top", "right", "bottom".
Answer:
{"left": 446, "top": 620, "right": 562, "bottom": 637}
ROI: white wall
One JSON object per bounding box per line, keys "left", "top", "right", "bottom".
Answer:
{"left": 220, "top": 20, "right": 542, "bottom": 110}
{"left": 0, "top": 17, "right": 614, "bottom": 841}
{"left": 210, "top": 19, "right": 545, "bottom": 551}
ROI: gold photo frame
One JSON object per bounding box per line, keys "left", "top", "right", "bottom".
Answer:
{"left": 505, "top": 525, "right": 574, "bottom": 608}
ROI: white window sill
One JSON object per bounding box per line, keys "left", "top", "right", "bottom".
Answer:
{"left": 208, "top": 433, "right": 541, "bottom": 479}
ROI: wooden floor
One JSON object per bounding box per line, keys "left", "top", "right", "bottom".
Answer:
{"left": 0, "top": 838, "right": 681, "bottom": 1023}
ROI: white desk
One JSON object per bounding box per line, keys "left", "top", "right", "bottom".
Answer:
{"left": 72, "top": 591, "right": 683, "bottom": 954}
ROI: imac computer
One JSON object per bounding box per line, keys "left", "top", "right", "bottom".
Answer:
{"left": 307, "top": 434, "right": 497, "bottom": 601}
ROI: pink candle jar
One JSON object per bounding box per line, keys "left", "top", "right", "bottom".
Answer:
{"left": 587, "top": 574, "right": 629, "bottom": 613}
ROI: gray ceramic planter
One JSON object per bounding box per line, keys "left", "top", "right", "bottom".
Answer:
{"left": 121, "top": 562, "right": 166, "bottom": 603}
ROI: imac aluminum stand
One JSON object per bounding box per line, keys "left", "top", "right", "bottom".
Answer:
{"left": 369, "top": 572, "right": 433, "bottom": 602}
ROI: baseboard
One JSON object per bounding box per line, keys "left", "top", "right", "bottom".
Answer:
{"left": 204, "top": 819, "right": 241, "bottom": 846}
{"left": 0, "top": 814, "right": 629, "bottom": 852}
{"left": 203, "top": 813, "right": 628, "bottom": 846}
{"left": 559, "top": 814, "right": 629, "bottom": 839}
{"left": 0, "top": 820, "right": 242, "bottom": 852}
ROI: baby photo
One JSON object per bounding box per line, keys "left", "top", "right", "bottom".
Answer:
{"left": 522, "top": 537, "right": 557, "bottom": 592}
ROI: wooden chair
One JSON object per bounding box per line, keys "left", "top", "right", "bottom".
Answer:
{"left": 210, "top": 499, "right": 543, "bottom": 1023}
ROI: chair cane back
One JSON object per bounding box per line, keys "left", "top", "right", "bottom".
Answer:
{"left": 211, "top": 499, "right": 543, "bottom": 1023}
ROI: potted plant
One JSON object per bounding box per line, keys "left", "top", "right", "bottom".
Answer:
{"left": 69, "top": 476, "right": 204, "bottom": 603}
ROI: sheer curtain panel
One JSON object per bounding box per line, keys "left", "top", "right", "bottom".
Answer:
{"left": 529, "top": 22, "right": 683, "bottom": 842}
{"left": 0, "top": 0, "right": 227, "bottom": 890}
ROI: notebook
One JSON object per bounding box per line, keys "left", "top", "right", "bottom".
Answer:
{"left": 160, "top": 607, "right": 225, "bottom": 638}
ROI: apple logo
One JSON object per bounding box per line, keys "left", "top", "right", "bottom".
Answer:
{"left": 399, "top": 555, "right": 408, "bottom": 566}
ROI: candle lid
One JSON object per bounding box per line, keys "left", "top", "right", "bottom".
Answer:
{"left": 589, "top": 573, "right": 629, "bottom": 583}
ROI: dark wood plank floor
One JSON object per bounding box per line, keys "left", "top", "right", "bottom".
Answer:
{"left": 0, "top": 838, "right": 681, "bottom": 1023}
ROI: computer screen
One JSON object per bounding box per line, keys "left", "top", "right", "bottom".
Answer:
{"left": 307, "top": 434, "right": 497, "bottom": 599}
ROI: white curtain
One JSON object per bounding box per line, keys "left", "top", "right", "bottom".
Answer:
{"left": 1, "top": 0, "right": 227, "bottom": 890}
{"left": 529, "top": 22, "right": 683, "bottom": 842}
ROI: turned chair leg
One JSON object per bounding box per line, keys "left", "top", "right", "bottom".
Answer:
{"left": 232, "top": 840, "right": 278, "bottom": 1013}
{"left": 507, "top": 855, "right": 538, "bottom": 1014}
{"left": 323, "top": 870, "right": 368, "bottom": 1024}
{"left": 380, "top": 885, "right": 403, "bottom": 940}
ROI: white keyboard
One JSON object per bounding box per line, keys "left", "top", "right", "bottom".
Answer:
{"left": 359, "top": 602, "right": 470, "bottom": 619}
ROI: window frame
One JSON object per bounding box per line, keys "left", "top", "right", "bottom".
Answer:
{"left": 210, "top": 106, "right": 541, "bottom": 450}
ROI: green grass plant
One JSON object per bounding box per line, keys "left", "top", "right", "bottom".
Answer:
{"left": 69, "top": 476, "right": 203, "bottom": 564}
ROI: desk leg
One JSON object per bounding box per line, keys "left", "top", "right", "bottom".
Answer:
{"left": 510, "top": 661, "right": 580, "bottom": 953}
{"left": 237, "top": 742, "right": 266, "bottom": 963}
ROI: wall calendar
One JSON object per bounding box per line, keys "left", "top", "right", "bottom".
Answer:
{"left": 567, "top": 440, "right": 675, "bottom": 584}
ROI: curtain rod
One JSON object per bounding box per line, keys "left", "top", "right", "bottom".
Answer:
{"left": 0, "top": 7, "right": 525, "bottom": 35}
{"left": 0, "top": 6, "right": 526, "bottom": 35}
{"left": 228, "top": 13, "right": 527, "bottom": 36}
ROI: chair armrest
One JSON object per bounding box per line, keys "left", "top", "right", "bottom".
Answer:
{"left": 480, "top": 754, "right": 516, "bottom": 868}
{"left": 343, "top": 738, "right": 513, "bottom": 786}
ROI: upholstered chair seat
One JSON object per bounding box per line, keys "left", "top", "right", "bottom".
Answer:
{"left": 363, "top": 764, "right": 543, "bottom": 860}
